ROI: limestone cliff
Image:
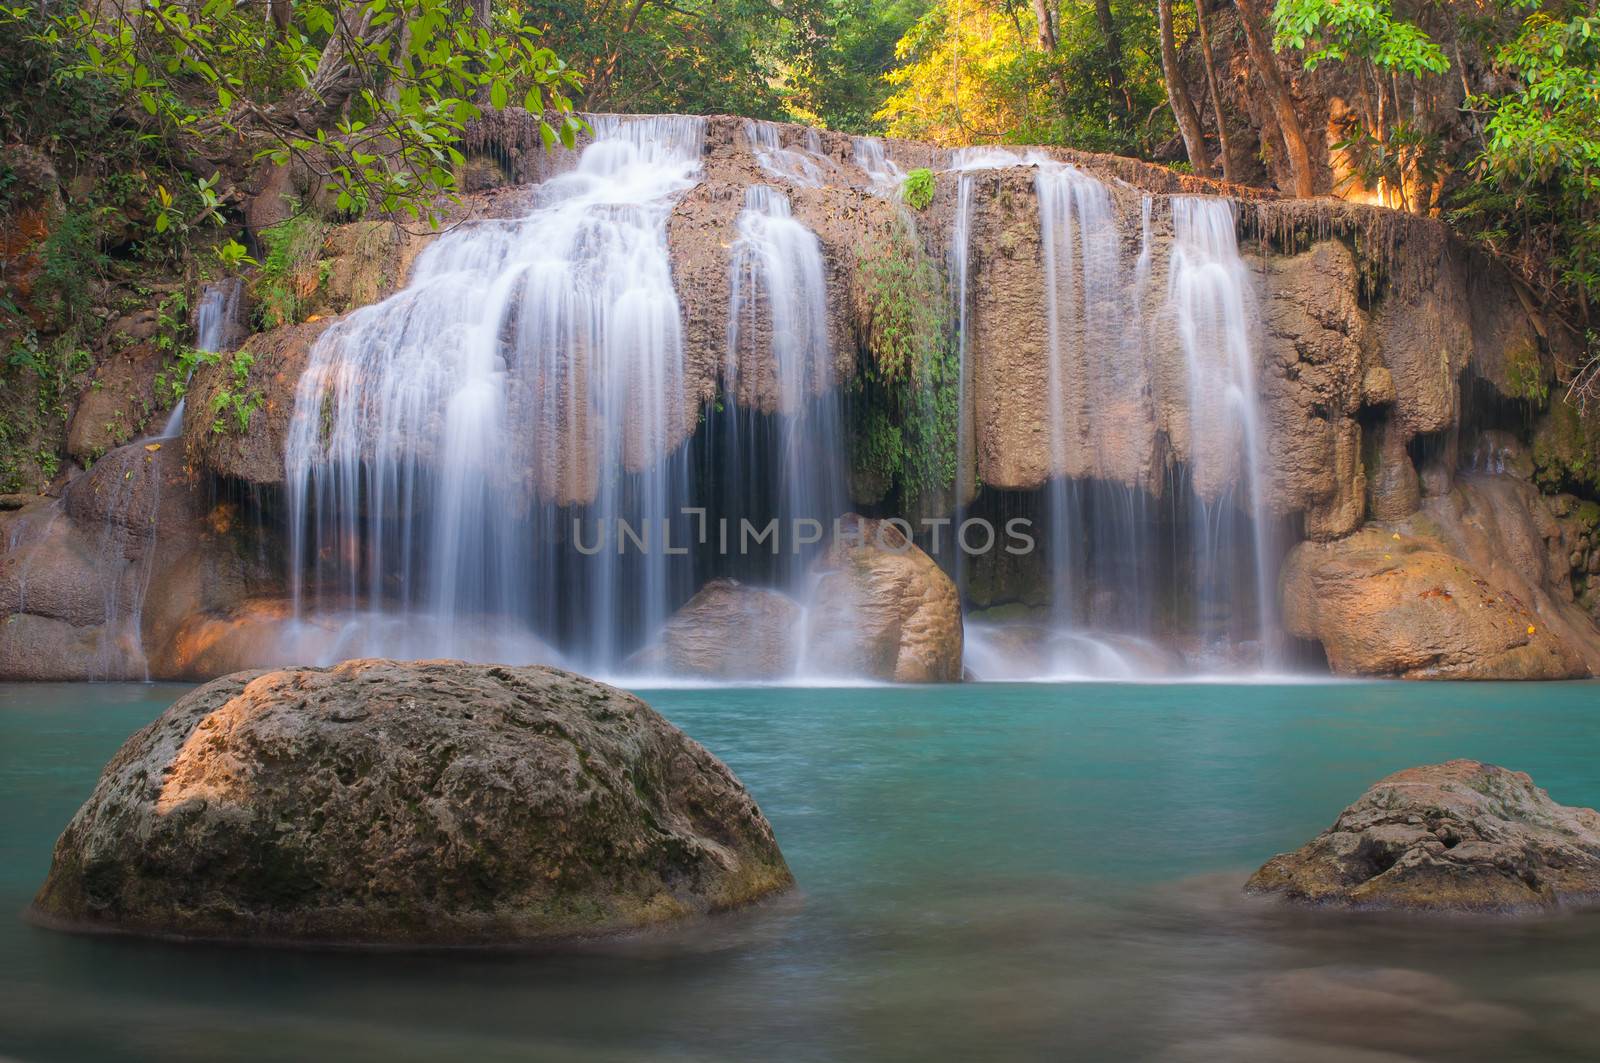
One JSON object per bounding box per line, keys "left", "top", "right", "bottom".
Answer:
{"left": 4, "top": 110, "right": 1598, "bottom": 680}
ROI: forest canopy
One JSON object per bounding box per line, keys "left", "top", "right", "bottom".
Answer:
{"left": 1, "top": 0, "right": 1596, "bottom": 377}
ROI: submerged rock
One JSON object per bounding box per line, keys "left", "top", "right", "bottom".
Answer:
{"left": 804, "top": 514, "right": 963, "bottom": 682}
{"left": 637, "top": 578, "right": 802, "bottom": 680}
{"left": 33, "top": 660, "right": 793, "bottom": 945}
{"left": 1247, "top": 760, "right": 1600, "bottom": 913}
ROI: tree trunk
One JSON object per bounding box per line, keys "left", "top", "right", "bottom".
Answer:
{"left": 1031, "top": 0, "right": 1058, "bottom": 51}
{"left": 1194, "top": 0, "right": 1236, "bottom": 183}
{"left": 1092, "top": 0, "right": 1133, "bottom": 118}
{"left": 1157, "top": 0, "right": 1211, "bottom": 176}
{"left": 1235, "top": 0, "right": 1316, "bottom": 197}
{"left": 268, "top": 0, "right": 291, "bottom": 35}
{"left": 1030, "top": 0, "right": 1073, "bottom": 111}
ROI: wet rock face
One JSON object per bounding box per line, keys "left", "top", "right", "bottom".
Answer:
{"left": 33, "top": 660, "right": 793, "bottom": 946}
{"left": 1247, "top": 760, "right": 1600, "bottom": 913}
{"left": 1280, "top": 525, "right": 1587, "bottom": 679}
{"left": 0, "top": 443, "right": 275, "bottom": 681}
{"left": 640, "top": 578, "right": 803, "bottom": 680}
{"left": 182, "top": 317, "right": 331, "bottom": 486}
{"left": 804, "top": 515, "right": 963, "bottom": 682}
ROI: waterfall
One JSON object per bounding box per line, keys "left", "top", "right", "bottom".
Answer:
{"left": 1166, "top": 197, "right": 1275, "bottom": 665}
{"left": 745, "top": 120, "right": 831, "bottom": 187}
{"left": 284, "top": 115, "right": 705, "bottom": 670}
{"left": 851, "top": 136, "right": 904, "bottom": 195}
{"left": 960, "top": 164, "right": 1274, "bottom": 678}
{"left": 947, "top": 148, "right": 1021, "bottom": 541}
{"left": 86, "top": 448, "right": 163, "bottom": 681}
{"left": 1035, "top": 162, "right": 1138, "bottom": 650}
{"left": 160, "top": 279, "right": 242, "bottom": 439}
{"left": 723, "top": 185, "right": 846, "bottom": 588}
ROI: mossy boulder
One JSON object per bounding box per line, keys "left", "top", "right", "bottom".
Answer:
{"left": 1247, "top": 760, "right": 1600, "bottom": 913}
{"left": 33, "top": 660, "right": 793, "bottom": 945}
{"left": 1532, "top": 402, "right": 1600, "bottom": 497}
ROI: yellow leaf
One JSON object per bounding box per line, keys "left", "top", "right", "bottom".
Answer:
{"left": 1527, "top": 625, "right": 1537, "bottom": 636}
{"left": 144, "top": 443, "right": 161, "bottom": 452}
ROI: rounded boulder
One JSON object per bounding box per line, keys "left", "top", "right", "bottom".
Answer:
{"left": 33, "top": 659, "right": 793, "bottom": 945}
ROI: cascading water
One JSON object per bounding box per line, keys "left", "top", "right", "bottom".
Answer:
{"left": 160, "top": 279, "right": 243, "bottom": 439}
{"left": 1166, "top": 197, "right": 1275, "bottom": 665}
{"left": 1034, "top": 159, "right": 1128, "bottom": 632}
{"left": 947, "top": 148, "right": 1021, "bottom": 574}
{"left": 745, "top": 120, "right": 832, "bottom": 187}
{"left": 284, "top": 115, "right": 706, "bottom": 671}
{"left": 721, "top": 184, "right": 846, "bottom": 588}
{"left": 851, "top": 136, "right": 904, "bottom": 195}
{"left": 261, "top": 116, "right": 1277, "bottom": 681}
{"left": 966, "top": 162, "right": 1275, "bottom": 678}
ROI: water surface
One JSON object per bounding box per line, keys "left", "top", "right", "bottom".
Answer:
{"left": 3, "top": 681, "right": 1600, "bottom": 1061}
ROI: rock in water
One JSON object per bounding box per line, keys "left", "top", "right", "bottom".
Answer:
{"left": 642, "top": 578, "right": 803, "bottom": 680}
{"left": 1247, "top": 760, "right": 1600, "bottom": 913}
{"left": 1280, "top": 528, "right": 1587, "bottom": 679}
{"left": 804, "top": 514, "right": 964, "bottom": 682}
{"left": 33, "top": 660, "right": 793, "bottom": 945}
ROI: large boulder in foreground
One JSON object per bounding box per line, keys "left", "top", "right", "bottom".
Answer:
{"left": 803, "top": 514, "right": 963, "bottom": 682}
{"left": 639, "top": 578, "right": 803, "bottom": 680}
{"left": 1247, "top": 760, "right": 1600, "bottom": 913}
{"left": 33, "top": 660, "right": 792, "bottom": 945}
{"left": 1280, "top": 527, "right": 1588, "bottom": 679}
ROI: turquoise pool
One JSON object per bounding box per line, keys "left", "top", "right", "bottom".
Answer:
{"left": 3, "top": 680, "right": 1600, "bottom": 1061}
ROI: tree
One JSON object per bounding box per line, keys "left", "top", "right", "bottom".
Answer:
{"left": 877, "top": 0, "right": 1046, "bottom": 144}
{"left": 1194, "top": 0, "right": 1235, "bottom": 182}
{"left": 1237, "top": 0, "right": 1315, "bottom": 196}
{"left": 23, "top": 0, "right": 584, "bottom": 255}
{"left": 1091, "top": 0, "right": 1133, "bottom": 118}
{"left": 1469, "top": 4, "right": 1600, "bottom": 400}
{"left": 1271, "top": 0, "right": 1449, "bottom": 209}
{"left": 1157, "top": 0, "right": 1211, "bottom": 174}
{"left": 877, "top": 0, "right": 1171, "bottom": 154}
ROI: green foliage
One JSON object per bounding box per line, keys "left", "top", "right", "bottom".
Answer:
{"left": 1506, "top": 342, "right": 1550, "bottom": 407}
{"left": 1331, "top": 119, "right": 1443, "bottom": 203}
{"left": 531, "top": 0, "right": 798, "bottom": 119}
{"left": 34, "top": 208, "right": 109, "bottom": 324}
{"left": 1532, "top": 400, "right": 1599, "bottom": 496}
{"left": 1272, "top": 0, "right": 1448, "bottom": 212}
{"left": 857, "top": 219, "right": 948, "bottom": 384}
{"left": 0, "top": 330, "right": 92, "bottom": 491}
{"left": 877, "top": 0, "right": 1170, "bottom": 155}
{"left": 1271, "top": 0, "right": 1448, "bottom": 76}
{"left": 254, "top": 211, "right": 328, "bottom": 330}
{"left": 7, "top": 332, "right": 92, "bottom": 421}
{"left": 210, "top": 352, "right": 263, "bottom": 435}
{"left": 16, "top": 0, "right": 584, "bottom": 238}
{"left": 853, "top": 217, "right": 958, "bottom": 506}
{"left": 155, "top": 345, "right": 213, "bottom": 409}
{"left": 903, "top": 167, "right": 935, "bottom": 210}
{"left": 1473, "top": 6, "right": 1600, "bottom": 309}
{"left": 783, "top": 0, "right": 931, "bottom": 132}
